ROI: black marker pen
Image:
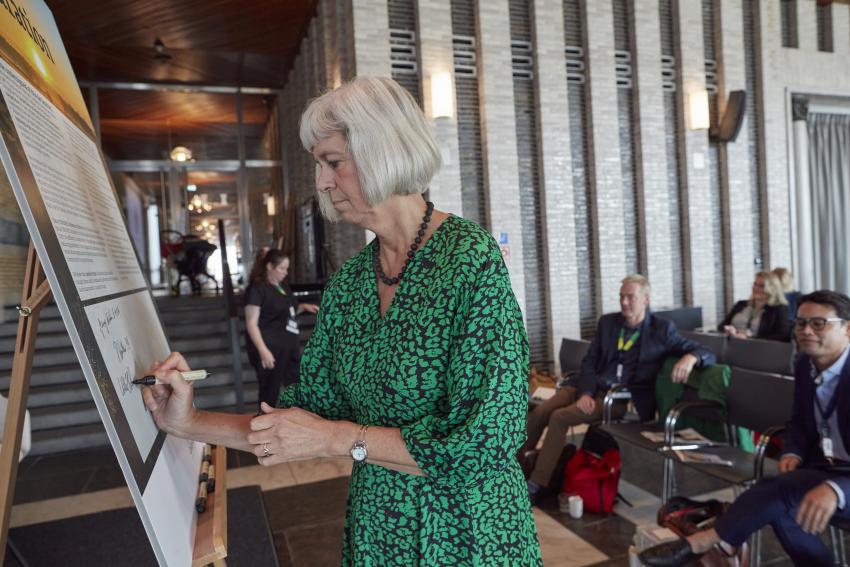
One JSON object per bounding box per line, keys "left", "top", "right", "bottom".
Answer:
{"left": 132, "top": 370, "right": 210, "bottom": 386}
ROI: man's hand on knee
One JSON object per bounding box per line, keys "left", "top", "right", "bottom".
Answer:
{"left": 795, "top": 482, "right": 838, "bottom": 534}
{"left": 576, "top": 394, "right": 596, "bottom": 415}
{"left": 670, "top": 353, "right": 698, "bottom": 383}
{"left": 778, "top": 454, "right": 801, "bottom": 474}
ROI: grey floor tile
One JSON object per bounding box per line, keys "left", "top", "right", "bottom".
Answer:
{"left": 284, "top": 518, "right": 345, "bottom": 567}
{"left": 262, "top": 476, "right": 349, "bottom": 531}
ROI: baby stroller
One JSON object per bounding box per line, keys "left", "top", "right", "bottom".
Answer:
{"left": 160, "top": 230, "right": 220, "bottom": 296}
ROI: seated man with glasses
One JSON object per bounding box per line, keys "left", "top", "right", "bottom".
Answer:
{"left": 641, "top": 289, "right": 850, "bottom": 567}
{"left": 523, "top": 275, "right": 715, "bottom": 502}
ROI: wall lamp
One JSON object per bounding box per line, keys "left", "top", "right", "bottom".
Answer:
{"left": 686, "top": 90, "right": 710, "bottom": 130}
{"left": 430, "top": 72, "right": 454, "bottom": 119}
{"left": 170, "top": 145, "right": 192, "bottom": 162}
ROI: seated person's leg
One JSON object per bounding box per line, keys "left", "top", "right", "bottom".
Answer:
{"left": 528, "top": 392, "right": 600, "bottom": 489}
{"left": 524, "top": 386, "right": 577, "bottom": 454}
{"left": 642, "top": 469, "right": 844, "bottom": 566}
{"left": 716, "top": 469, "right": 840, "bottom": 566}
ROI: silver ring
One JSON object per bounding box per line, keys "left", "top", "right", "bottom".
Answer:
{"left": 262, "top": 442, "right": 271, "bottom": 457}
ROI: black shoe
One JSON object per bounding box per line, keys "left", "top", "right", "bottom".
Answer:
{"left": 638, "top": 538, "right": 703, "bottom": 567}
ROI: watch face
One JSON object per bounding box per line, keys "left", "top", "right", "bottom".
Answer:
{"left": 351, "top": 445, "right": 367, "bottom": 462}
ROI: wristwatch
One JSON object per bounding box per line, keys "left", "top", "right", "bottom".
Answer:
{"left": 350, "top": 424, "right": 369, "bottom": 462}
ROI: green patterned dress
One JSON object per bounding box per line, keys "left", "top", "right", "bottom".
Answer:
{"left": 278, "top": 215, "right": 542, "bottom": 565}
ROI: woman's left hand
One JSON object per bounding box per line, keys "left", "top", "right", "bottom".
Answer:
{"left": 299, "top": 303, "right": 320, "bottom": 314}
{"left": 247, "top": 402, "right": 338, "bottom": 465}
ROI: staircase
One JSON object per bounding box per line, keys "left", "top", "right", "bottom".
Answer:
{"left": 0, "top": 294, "right": 315, "bottom": 456}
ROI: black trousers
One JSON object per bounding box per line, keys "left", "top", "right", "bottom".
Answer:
{"left": 247, "top": 336, "right": 300, "bottom": 408}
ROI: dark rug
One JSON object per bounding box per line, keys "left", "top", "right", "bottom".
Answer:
{"left": 4, "top": 485, "right": 279, "bottom": 567}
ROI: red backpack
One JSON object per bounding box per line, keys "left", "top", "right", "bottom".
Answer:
{"left": 561, "top": 426, "right": 621, "bottom": 513}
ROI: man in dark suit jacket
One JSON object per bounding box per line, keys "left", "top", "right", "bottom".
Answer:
{"left": 641, "top": 290, "right": 850, "bottom": 567}
{"left": 524, "top": 275, "right": 715, "bottom": 499}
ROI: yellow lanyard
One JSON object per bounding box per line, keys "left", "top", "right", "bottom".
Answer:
{"left": 617, "top": 328, "right": 641, "bottom": 352}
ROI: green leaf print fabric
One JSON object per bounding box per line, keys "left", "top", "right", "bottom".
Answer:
{"left": 277, "top": 215, "right": 542, "bottom": 566}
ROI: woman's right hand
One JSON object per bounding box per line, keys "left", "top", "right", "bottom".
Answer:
{"left": 722, "top": 325, "right": 738, "bottom": 337}
{"left": 260, "top": 348, "right": 276, "bottom": 369}
{"left": 141, "top": 352, "right": 197, "bottom": 437}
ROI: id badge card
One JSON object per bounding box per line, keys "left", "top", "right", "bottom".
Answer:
{"left": 616, "top": 363, "right": 623, "bottom": 380}
{"left": 821, "top": 437, "right": 834, "bottom": 460}
{"left": 286, "top": 306, "right": 299, "bottom": 335}
{"left": 820, "top": 423, "right": 834, "bottom": 460}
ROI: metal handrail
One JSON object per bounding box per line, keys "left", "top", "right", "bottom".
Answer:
{"left": 218, "top": 219, "right": 244, "bottom": 411}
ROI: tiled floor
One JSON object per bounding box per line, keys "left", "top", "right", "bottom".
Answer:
{"left": 8, "top": 444, "right": 850, "bottom": 566}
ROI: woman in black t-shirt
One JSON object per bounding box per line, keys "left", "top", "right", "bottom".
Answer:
{"left": 244, "top": 249, "right": 319, "bottom": 408}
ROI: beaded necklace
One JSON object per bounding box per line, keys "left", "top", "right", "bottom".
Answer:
{"left": 372, "top": 201, "right": 434, "bottom": 286}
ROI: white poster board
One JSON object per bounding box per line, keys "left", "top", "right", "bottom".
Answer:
{"left": 0, "top": 2, "right": 202, "bottom": 565}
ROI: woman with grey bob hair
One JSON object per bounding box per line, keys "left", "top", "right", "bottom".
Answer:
{"left": 300, "top": 75, "right": 441, "bottom": 221}
{"left": 142, "top": 76, "right": 542, "bottom": 565}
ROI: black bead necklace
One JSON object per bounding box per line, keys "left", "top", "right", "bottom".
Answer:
{"left": 373, "top": 201, "right": 434, "bottom": 286}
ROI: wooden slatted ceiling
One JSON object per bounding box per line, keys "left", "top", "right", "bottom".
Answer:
{"left": 46, "top": 0, "right": 318, "bottom": 87}
{"left": 98, "top": 90, "right": 270, "bottom": 160}
{"left": 97, "top": 89, "right": 269, "bottom": 122}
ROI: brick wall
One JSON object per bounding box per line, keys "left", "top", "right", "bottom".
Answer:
{"left": 760, "top": 0, "right": 850, "bottom": 272}
{"left": 278, "top": 0, "right": 850, "bottom": 367}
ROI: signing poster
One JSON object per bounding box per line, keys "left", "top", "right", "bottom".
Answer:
{"left": 0, "top": 1, "right": 202, "bottom": 565}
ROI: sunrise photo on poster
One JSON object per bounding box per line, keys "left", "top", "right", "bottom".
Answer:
{"left": 0, "top": 0, "right": 93, "bottom": 134}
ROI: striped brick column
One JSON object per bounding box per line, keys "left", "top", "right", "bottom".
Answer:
{"left": 585, "top": 0, "right": 627, "bottom": 314}
{"left": 676, "top": 0, "right": 718, "bottom": 324}
{"left": 756, "top": 0, "right": 791, "bottom": 269}
{"left": 632, "top": 0, "right": 675, "bottom": 308}
{"left": 532, "top": 0, "right": 581, "bottom": 363}
{"left": 417, "top": 0, "right": 464, "bottom": 217}
{"left": 476, "top": 0, "right": 527, "bottom": 316}
{"left": 717, "top": 0, "right": 755, "bottom": 304}
{"left": 351, "top": 0, "right": 392, "bottom": 78}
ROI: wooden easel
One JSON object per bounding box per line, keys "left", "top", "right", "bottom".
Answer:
{"left": 0, "top": 244, "right": 228, "bottom": 567}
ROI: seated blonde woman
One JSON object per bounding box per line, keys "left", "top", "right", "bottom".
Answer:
{"left": 718, "top": 271, "right": 791, "bottom": 342}
{"left": 773, "top": 266, "right": 799, "bottom": 320}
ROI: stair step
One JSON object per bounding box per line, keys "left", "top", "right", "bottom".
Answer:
{"left": 29, "top": 423, "right": 110, "bottom": 456}
{"left": 28, "top": 381, "right": 260, "bottom": 432}
{"left": 30, "top": 400, "right": 101, "bottom": 430}
{"left": 1, "top": 291, "right": 323, "bottom": 455}
{"left": 0, "top": 331, "right": 247, "bottom": 354}
{"left": 1, "top": 354, "right": 253, "bottom": 392}
{"left": 0, "top": 313, "right": 246, "bottom": 340}
{"left": 0, "top": 335, "right": 247, "bottom": 371}
{"left": 27, "top": 385, "right": 259, "bottom": 456}
{"left": 0, "top": 318, "right": 67, "bottom": 337}
{"left": 0, "top": 363, "right": 84, "bottom": 391}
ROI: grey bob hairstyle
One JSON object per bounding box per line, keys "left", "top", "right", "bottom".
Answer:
{"left": 299, "top": 76, "right": 442, "bottom": 221}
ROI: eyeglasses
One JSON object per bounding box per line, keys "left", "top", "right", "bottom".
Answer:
{"left": 793, "top": 317, "right": 846, "bottom": 331}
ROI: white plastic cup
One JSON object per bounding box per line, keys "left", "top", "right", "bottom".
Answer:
{"left": 568, "top": 495, "right": 583, "bottom": 519}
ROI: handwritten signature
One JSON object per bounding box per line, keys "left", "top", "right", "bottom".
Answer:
{"left": 118, "top": 366, "right": 133, "bottom": 397}
{"left": 97, "top": 306, "right": 121, "bottom": 338}
{"left": 113, "top": 336, "right": 131, "bottom": 362}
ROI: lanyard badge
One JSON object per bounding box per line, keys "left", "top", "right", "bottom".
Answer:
{"left": 616, "top": 328, "right": 640, "bottom": 382}
{"left": 812, "top": 362, "right": 837, "bottom": 462}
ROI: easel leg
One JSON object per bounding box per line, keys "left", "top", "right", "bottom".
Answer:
{"left": 0, "top": 244, "right": 51, "bottom": 567}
